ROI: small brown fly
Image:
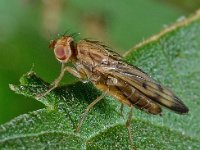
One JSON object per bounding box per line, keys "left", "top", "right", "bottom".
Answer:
{"left": 37, "top": 35, "right": 189, "bottom": 149}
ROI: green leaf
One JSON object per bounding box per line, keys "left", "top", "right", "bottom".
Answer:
{"left": 1, "top": 10, "right": 200, "bottom": 149}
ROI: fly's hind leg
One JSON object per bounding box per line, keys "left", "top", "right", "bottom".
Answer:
{"left": 76, "top": 89, "right": 109, "bottom": 133}
{"left": 126, "top": 106, "right": 135, "bottom": 150}
{"left": 36, "top": 64, "right": 82, "bottom": 98}
{"left": 120, "top": 104, "right": 125, "bottom": 119}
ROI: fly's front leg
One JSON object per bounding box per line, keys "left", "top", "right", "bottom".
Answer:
{"left": 36, "top": 64, "right": 81, "bottom": 98}
{"left": 76, "top": 89, "right": 109, "bottom": 133}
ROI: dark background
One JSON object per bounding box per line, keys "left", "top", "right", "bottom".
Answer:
{"left": 0, "top": 0, "right": 199, "bottom": 124}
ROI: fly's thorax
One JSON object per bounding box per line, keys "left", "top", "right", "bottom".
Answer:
{"left": 75, "top": 40, "right": 121, "bottom": 82}
{"left": 76, "top": 40, "right": 112, "bottom": 68}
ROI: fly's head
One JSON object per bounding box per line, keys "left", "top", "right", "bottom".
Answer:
{"left": 49, "top": 36, "right": 75, "bottom": 63}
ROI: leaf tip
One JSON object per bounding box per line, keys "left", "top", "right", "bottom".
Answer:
{"left": 9, "top": 84, "right": 17, "bottom": 92}
{"left": 19, "top": 71, "right": 36, "bottom": 85}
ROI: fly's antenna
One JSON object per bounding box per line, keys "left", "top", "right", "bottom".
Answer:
{"left": 48, "top": 30, "right": 53, "bottom": 39}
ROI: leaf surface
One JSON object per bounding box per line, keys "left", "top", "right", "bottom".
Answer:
{"left": 1, "top": 10, "right": 200, "bottom": 150}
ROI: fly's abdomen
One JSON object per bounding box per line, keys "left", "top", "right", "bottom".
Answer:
{"left": 95, "top": 75, "right": 162, "bottom": 115}
{"left": 114, "top": 80, "right": 162, "bottom": 115}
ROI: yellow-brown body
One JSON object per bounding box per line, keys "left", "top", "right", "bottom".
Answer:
{"left": 60, "top": 38, "right": 189, "bottom": 115}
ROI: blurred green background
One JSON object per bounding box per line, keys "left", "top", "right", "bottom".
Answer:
{"left": 0, "top": 0, "right": 199, "bottom": 124}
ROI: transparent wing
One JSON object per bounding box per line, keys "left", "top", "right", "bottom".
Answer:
{"left": 98, "top": 63, "right": 189, "bottom": 114}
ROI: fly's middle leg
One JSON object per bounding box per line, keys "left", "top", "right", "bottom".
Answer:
{"left": 76, "top": 89, "right": 109, "bottom": 133}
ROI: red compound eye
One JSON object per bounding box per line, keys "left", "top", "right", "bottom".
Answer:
{"left": 54, "top": 46, "right": 67, "bottom": 61}
{"left": 52, "top": 36, "right": 73, "bottom": 63}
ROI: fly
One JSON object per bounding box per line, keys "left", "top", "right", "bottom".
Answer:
{"left": 37, "top": 35, "right": 189, "bottom": 150}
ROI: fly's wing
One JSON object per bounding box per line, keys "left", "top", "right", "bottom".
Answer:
{"left": 79, "top": 39, "right": 188, "bottom": 114}
{"left": 98, "top": 63, "right": 189, "bottom": 114}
